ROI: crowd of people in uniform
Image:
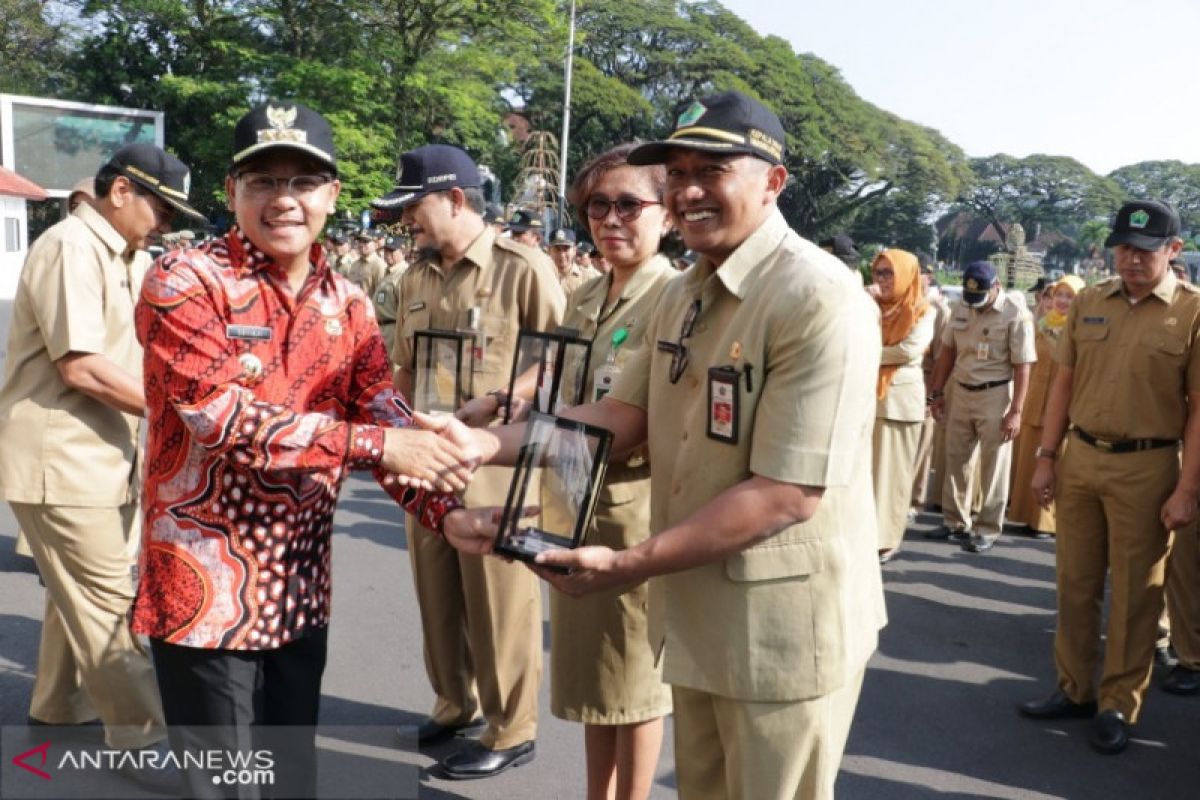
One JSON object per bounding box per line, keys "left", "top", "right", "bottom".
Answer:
{"left": 0, "top": 84, "right": 1196, "bottom": 800}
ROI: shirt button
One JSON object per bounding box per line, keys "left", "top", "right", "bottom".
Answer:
{"left": 672, "top": 483, "right": 682, "bottom": 495}
{"left": 688, "top": 375, "right": 700, "bottom": 390}
{"left": 681, "top": 430, "right": 688, "bottom": 441}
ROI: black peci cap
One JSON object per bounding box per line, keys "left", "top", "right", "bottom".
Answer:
{"left": 103, "top": 142, "right": 206, "bottom": 221}
{"left": 548, "top": 228, "right": 576, "bottom": 247}
{"left": 629, "top": 90, "right": 786, "bottom": 166}
{"left": 507, "top": 209, "right": 545, "bottom": 233}
{"left": 232, "top": 102, "right": 337, "bottom": 174}
{"left": 1104, "top": 200, "right": 1181, "bottom": 251}
{"left": 373, "top": 144, "right": 481, "bottom": 209}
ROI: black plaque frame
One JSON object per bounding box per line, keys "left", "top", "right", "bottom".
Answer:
{"left": 494, "top": 412, "right": 613, "bottom": 571}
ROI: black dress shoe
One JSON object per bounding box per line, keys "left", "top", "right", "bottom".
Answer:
{"left": 961, "top": 536, "right": 995, "bottom": 553}
{"left": 924, "top": 526, "right": 967, "bottom": 541}
{"left": 1162, "top": 665, "right": 1200, "bottom": 695}
{"left": 403, "top": 716, "right": 485, "bottom": 747}
{"left": 440, "top": 739, "right": 535, "bottom": 780}
{"left": 1018, "top": 689, "right": 1098, "bottom": 719}
{"left": 1090, "top": 709, "right": 1130, "bottom": 754}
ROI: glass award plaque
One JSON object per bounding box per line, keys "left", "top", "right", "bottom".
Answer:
{"left": 495, "top": 412, "right": 613, "bottom": 570}
{"left": 412, "top": 329, "right": 475, "bottom": 413}
{"left": 503, "top": 330, "right": 593, "bottom": 423}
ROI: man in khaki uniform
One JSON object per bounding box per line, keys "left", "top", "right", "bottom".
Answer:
{"left": 370, "top": 235, "right": 409, "bottom": 359}
{"left": 927, "top": 260, "right": 1035, "bottom": 552}
{"left": 547, "top": 227, "right": 597, "bottom": 296}
{"left": 468, "top": 90, "right": 885, "bottom": 800}
{"left": 0, "top": 144, "right": 204, "bottom": 760}
{"left": 506, "top": 208, "right": 545, "bottom": 249}
{"left": 1022, "top": 200, "right": 1200, "bottom": 754}
{"left": 327, "top": 230, "right": 354, "bottom": 275}
{"left": 375, "top": 144, "right": 564, "bottom": 778}
{"left": 346, "top": 229, "right": 386, "bottom": 293}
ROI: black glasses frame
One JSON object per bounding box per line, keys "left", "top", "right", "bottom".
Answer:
{"left": 585, "top": 195, "right": 663, "bottom": 222}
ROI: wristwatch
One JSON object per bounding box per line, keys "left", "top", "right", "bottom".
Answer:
{"left": 1034, "top": 446, "right": 1057, "bottom": 461}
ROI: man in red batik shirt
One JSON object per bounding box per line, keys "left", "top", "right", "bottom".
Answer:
{"left": 132, "top": 102, "right": 494, "bottom": 799}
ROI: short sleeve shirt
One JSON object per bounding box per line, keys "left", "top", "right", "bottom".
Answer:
{"left": 391, "top": 226, "right": 565, "bottom": 397}
{"left": 0, "top": 203, "right": 147, "bottom": 506}
{"left": 940, "top": 289, "right": 1036, "bottom": 384}
{"left": 607, "top": 210, "right": 886, "bottom": 701}
{"left": 1057, "top": 272, "right": 1200, "bottom": 440}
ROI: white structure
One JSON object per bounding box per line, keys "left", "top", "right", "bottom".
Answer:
{"left": 0, "top": 166, "right": 46, "bottom": 295}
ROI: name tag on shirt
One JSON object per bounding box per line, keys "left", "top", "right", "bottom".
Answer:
{"left": 227, "top": 325, "right": 272, "bottom": 341}
{"left": 407, "top": 301, "right": 426, "bottom": 312}
{"left": 1083, "top": 316, "right": 1107, "bottom": 325}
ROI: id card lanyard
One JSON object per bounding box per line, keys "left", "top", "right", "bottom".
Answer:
{"left": 593, "top": 326, "right": 629, "bottom": 402}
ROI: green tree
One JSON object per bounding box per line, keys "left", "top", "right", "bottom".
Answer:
{"left": 0, "top": 0, "right": 76, "bottom": 95}
{"left": 1108, "top": 160, "right": 1200, "bottom": 235}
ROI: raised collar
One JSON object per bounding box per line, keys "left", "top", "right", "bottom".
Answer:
{"left": 574, "top": 254, "right": 673, "bottom": 324}
{"left": 74, "top": 202, "right": 131, "bottom": 257}
{"left": 683, "top": 209, "right": 788, "bottom": 301}
{"left": 1103, "top": 269, "right": 1178, "bottom": 304}
{"left": 226, "top": 227, "right": 330, "bottom": 283}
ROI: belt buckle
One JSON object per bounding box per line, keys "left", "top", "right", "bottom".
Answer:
{"left": 1095, "top": 438, "right": 1114, "bottom": 452}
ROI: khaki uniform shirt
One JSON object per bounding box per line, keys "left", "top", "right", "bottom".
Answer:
{"left": 941, "top": 289, "right": 1037, "bottom": 385}
{"left": 878, "top": 309, "right": 936, "bottom": 423}
{"left": 560, "top": 263, "right": 600, "bottom": 297}
{"left": 346, "top": 253, "right": 386, "bottom": 294}
{"left": 0, "top": 203, "right": 147, "bottom": 506}
{"left": 392, "top": 226, "right": 564, "bottom": 398}
{"left": 563, "top": 255, "right": 676, "bottom": 500}
{"left": 1057, "top": 273, "right": 1200, "bottom": 440}
{"left": 609, "top": 210, "right": 886, "bottom": 702}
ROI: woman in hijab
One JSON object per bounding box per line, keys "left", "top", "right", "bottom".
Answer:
{"left": 870, "top": 249, "right": 934, "bottom": 563}
{"left": 1009, "top": 275, "right": 1085, "bottom": 537}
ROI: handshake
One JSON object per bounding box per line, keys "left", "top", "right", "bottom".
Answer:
{"left": 379, "top": 411, "right": 500, "bottom": 494}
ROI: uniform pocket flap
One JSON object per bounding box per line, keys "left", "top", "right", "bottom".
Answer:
{"left": 725, "top": 538, "right": 824, "bottom": 582}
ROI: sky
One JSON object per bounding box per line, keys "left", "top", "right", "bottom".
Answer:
{"left": 720, "top": 0, "right": 1200, "bottom": 175}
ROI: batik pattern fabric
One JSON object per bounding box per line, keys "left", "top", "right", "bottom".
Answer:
{"left": 132, "top": 229, "right": 461, "bottom": 650}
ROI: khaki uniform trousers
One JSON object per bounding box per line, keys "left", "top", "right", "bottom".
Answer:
{"left": 941, "top": 382, "right": 1012, "bottom": 541}
{"left": 12, "top": 502, "right": 164, "bottom": 749}
{"left": 1166, "top": 521, "right": 1200, "bottom": 670}
{"left": 672, "top": 666, "right": 865, "bottom": 800}
{"left": 873, "top": 417, "right": 922, "bottom": 552}
{"left": 1053, "top": 441, "right": 1176, "bottom": 722}
{"left": 407, "top": 464, "right": 541, "bottom": 750}
{"left": 909, "top": 414, "right": 936, "bottom": 509}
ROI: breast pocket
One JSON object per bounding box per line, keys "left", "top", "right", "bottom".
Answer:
{"left": 476, "top": 314, "right": 511, "bottom": 375}
{"left": 399, "top": 308, "right": 431, "bottom": 367}
{"left": 1136, "top": 330, "right": 1187, "bottom": 379}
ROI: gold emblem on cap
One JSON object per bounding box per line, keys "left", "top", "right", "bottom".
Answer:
{"left": 325, "top": 317, "right": 343, "bottom": 336}
{"left": 1166, "top": 317, "right": 1178, "bottom": 326}
{"left": 258, "top": 105, "right": 307, "bottom": 146}
{"left": 730, "top": 341, "right": 742, "bottom": 360}
{"left": 238, "top": 353, "right": 264, "bottom": 384}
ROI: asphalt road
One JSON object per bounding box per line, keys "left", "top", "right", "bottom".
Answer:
{"left": 2, "top": 477, "right": 1199, "bottom": 799}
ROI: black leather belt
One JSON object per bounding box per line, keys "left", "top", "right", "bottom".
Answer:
{"left": 957, "top": 378, "right": 1011, "bottom": 392}
{"left": 1073, "top": 428, "right": 1178, "bottom": 454}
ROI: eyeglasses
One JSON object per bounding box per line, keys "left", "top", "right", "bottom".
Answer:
{"left": 585, "top": 195, "right": 663, "bottom": 222}
{"left": 658, "top": 298, "right": 701, "bottom": 384}
{"left": 237, "top": 172, "right": 334, "bottom": 198}
{"left": 871, "top": 269, "right": 895, "bottom": 280}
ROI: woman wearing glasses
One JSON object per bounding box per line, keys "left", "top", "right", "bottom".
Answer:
{"left": 868, "top": 249, "right": 934, "bottom": 564}
{"left": 554, "top": 143, "right": 676, "bottom": 800}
